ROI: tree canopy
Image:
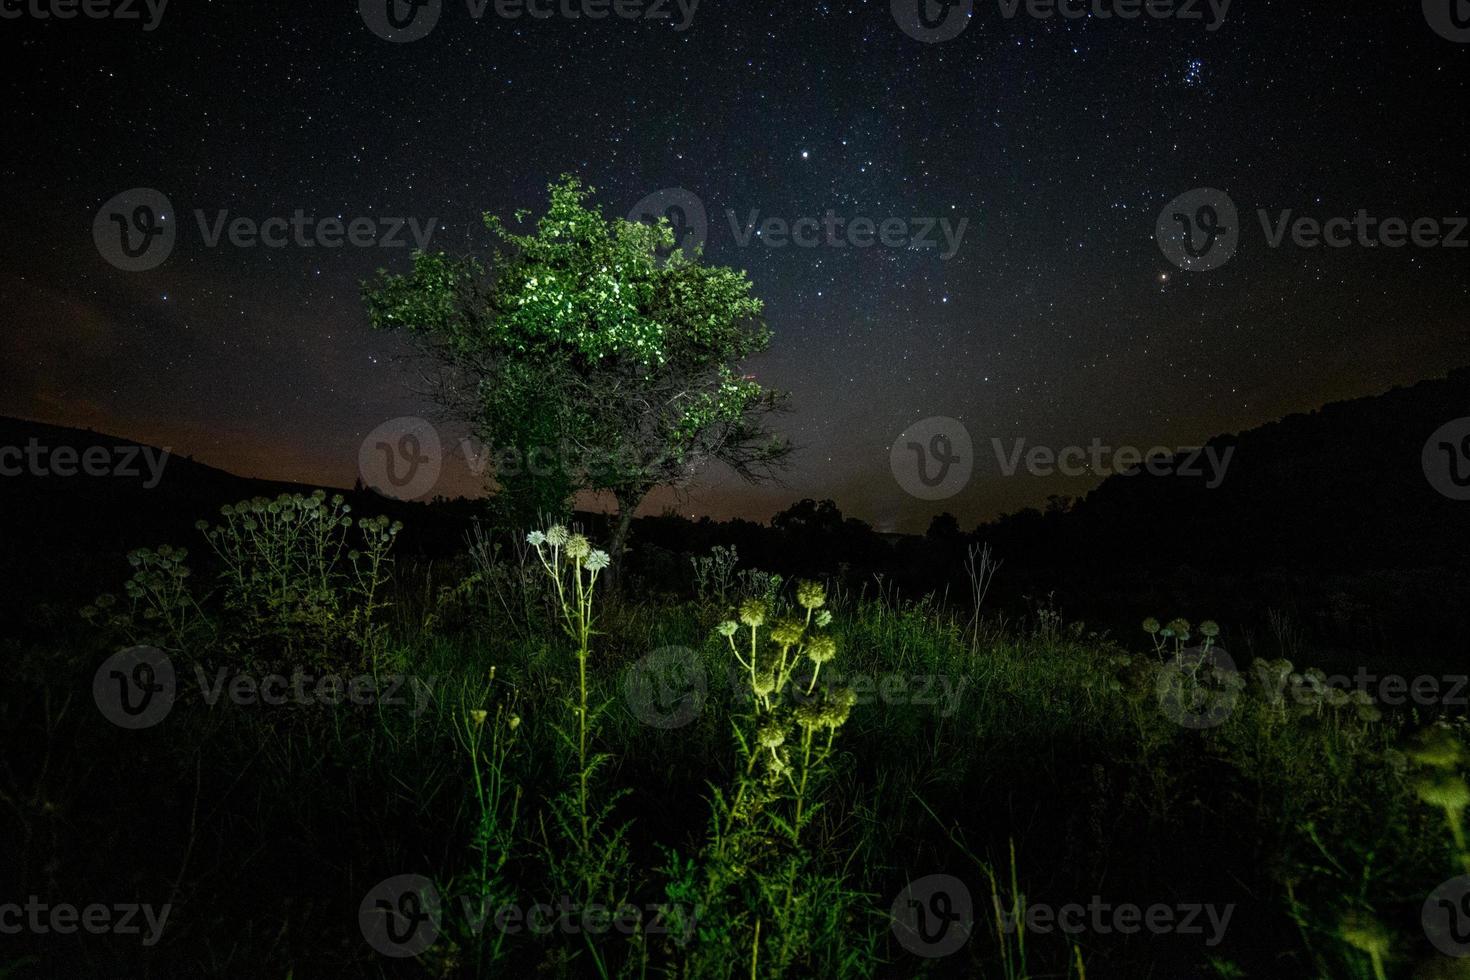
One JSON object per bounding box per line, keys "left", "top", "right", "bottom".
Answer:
{"left": 363, "top": 176, "right": 792, "bottom": 556}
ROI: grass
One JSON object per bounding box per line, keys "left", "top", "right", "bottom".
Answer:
{"left": 2, "top": 494, "right": 1468, "bottom": 978}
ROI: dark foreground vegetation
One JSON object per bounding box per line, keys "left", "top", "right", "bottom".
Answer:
{"left": 3, "top": 478, "right": 1470, "bottom": 978}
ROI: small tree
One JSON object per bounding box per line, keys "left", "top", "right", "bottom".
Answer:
{"left": 363, "top": 176, "right": 791, "bottom": 566}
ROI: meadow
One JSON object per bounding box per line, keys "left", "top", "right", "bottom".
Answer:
{"left": 4, "top": 490, "right": 1467, "bottom": 979}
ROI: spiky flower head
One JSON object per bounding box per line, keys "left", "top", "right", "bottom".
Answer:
{"left": 1199, "top": 620, "right": 1220, "bottom": 638}
{"left": 566, "top": 534, "right": 591, "bottom": 560}
{"left": 757, "top": 723, "right": 785, "bottom": 750}
{"left": 470, "top": 709, "right": 488, "bottom": 726}
{"left": 815, "top": 609, "right": 833, "bottom": 628}
{"left": 527, "top": 530, "right": 546, "bottom": 547}
{"left": 1163, "top": 618, "right": 1191, "bottom": 638}
{"left": 1337, "top": 911, "right": 1391, "bottom": 958}
{"left": 739, "top": 598, "right": 768, "bottom": 628}
{"left": 795, "top": 701, "right": 826, "bottom": 731}
{"left": 1400, "top": 726, "right": 1465, "bottom": 770}
{"left": 821, "top": 687, "right": 857, "bottom": 729}
{"left": 796, "top": 580, "right": 826, "bottom": 610}
{"left": 546, "top": 525, "right": 569, "bottom": 547}
{"left": 806, "top": 635, "right": 837, "bottom": 665}
{"left": 1415, "top": 772, "right": 1470, "bottom": 813}
{"left": 584, "top": 549, "right": 610, "bottom": 572}
{"left": 770, "top": 618, "right": 805, "bottom": 647}
{"left": 716, "top": 620, "right": 738, "bottom": 638}
{"left": 1142, "top": 617, "right": 1161, "bottom": 635}
{"left": 752, "top": 670, "right": 776, "bottom": 698}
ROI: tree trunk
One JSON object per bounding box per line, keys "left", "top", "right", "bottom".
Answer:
{"left": 606, "top": 490, "right": 642, "bottom": 591}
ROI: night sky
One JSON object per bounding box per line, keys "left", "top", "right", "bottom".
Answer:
{"left": 4, "top": 1, "right": 1467, "bottom": 532}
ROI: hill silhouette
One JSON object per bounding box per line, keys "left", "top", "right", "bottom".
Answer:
{"left": 3, "top": 368, "right": 1467, "bottom": 653}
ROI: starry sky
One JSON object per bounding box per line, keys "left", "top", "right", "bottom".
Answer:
{"left": 3, "top": 1, "right": 1467, "bottom": 532}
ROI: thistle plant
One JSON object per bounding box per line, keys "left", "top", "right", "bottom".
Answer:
{"left": 692, "top": 579, "right": 861, "bottom": 977}
{"left": 1402, "top": 726, "right": 1470, "bottom": 874}
{"left": 196, "top": 491, "right": 401, "bottom": 661}
{"left": 525, "top": 526, "right": 626, "bottom": 909}
{"left": 82, "top": 545, "right": 210, "bottom": 652}
{"left": 691, "top": 544, "right": 740, "bottom": 603}
{"left": 450, "top": 667, "right": 523, "bottom": 972}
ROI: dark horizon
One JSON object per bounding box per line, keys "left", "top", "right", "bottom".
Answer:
{"left": 5, "top": 359, "right": 1469, "bottom": 535}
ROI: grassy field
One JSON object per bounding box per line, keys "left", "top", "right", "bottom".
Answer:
{"left": 3, "top": 492, "right": 1467, "bottom": 978}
